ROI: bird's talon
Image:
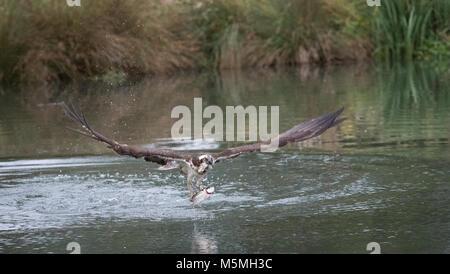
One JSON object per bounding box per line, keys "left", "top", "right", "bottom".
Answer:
{"left": 189, "top": 192, "right": 197, "bottom": 202}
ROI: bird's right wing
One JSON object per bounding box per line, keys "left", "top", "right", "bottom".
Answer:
{"left": 61, "top": 103, "right": 192, "bottom": 166}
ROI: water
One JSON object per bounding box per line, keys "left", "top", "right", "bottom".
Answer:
{"left": 0, "top": 63, "right": 449, "bottom": 253}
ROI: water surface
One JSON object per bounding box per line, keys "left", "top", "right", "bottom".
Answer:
{"left": 0, "top": 63, "right": 449, "bottom": 253}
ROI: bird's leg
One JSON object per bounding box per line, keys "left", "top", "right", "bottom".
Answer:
{"left": 186, "top": 173, "right": 196, "bottom": 201}
{"left": 181, "top": 165, "right": 196, "bottom": 201}
{"left": 195, "top": 176, "right": 207, "bottom": 191}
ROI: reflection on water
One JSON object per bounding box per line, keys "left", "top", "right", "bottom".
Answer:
{"left": 0, "top": 63, "right": 449, "bottom": 253}
{"left": 147, "top": 138, "right": 221, "bottom": 151}
{"left": 0, "top": 63, "right": 448, "bottom": 159}
{"left": 191, "top": 224, "right": 218, "bottom": 254}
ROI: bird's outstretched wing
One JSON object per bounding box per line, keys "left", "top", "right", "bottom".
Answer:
{"left": 61, "top": 103, "right": 191, "bottom": 166}
{"left": 212, "top": 107, "right": 346, "bottom": 162}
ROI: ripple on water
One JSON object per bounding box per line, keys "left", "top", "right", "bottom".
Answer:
{"left": 0, "top": 157, "right": 220, "bottom": 232}
{"left": 0, "top": 151, "right": 448, "bottom": 244}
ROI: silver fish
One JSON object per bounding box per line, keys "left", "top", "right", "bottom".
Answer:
{"left": 192, "top": 187, "right": 215, "bottom": 205}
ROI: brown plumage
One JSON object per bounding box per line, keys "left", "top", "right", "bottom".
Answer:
{"left": 211, "top": 107, "right": 346, "bottom": 161}
{"left": 61, "top": 102, "right": 346, "bottom": 202}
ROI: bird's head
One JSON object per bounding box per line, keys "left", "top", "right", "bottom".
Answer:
{"left": 197, "top": 154, "right": 214, "bottom": 174}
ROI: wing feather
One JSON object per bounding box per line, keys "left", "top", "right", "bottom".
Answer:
{"left": 61, "top": 102, "right": 191, "bottom": 165}
{"left": 61, "top": 103, "right": 346, "bottom": 165}
{"left": 212, "top": 107, "right": 346, "bottom": 162}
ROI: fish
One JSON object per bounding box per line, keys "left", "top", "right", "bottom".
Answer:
{"left": 192, "top": 187, "right": 215, "bottom": 205}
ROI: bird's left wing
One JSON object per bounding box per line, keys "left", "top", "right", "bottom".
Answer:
{"left": 212, "top": 107, "right": 346, "bottom": 162}
{"left": 61, "top": 103, "right": 191, "bottom": 166}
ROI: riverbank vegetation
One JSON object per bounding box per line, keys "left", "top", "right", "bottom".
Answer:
{"left": 0, "top": 0, "right": 448, "bottom": 88}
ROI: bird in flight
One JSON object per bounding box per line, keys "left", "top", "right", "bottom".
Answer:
{"left": 62, "top": 103, "right": 346, "bottom": 204}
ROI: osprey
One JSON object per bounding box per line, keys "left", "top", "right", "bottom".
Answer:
{"left": 62, "top": 103, "right": 346, "bottom": 203}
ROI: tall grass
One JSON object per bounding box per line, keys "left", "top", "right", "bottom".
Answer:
{"left": 0, "top": 0, "right": 29, "bottom": 84}
{"left": 0, "top": 0, "right": 201, "bottom": 87}
{"left": 0, "top": 0, "right": 448, "bottom": 89}
{"left": 374, "top": 0, "right": 450, "bottom": 62}
{"left": 191, "top": 0, "right": 369, "bottom": 69}
{"left": 430, "top": 0, "right": 450, "bottom": 33}
{"left": 0, "top": 0, "right": 371, "bottom": 87}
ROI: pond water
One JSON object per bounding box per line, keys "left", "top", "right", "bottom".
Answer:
{"left": 0, "top": 63, "right": 449, "bottom": 253}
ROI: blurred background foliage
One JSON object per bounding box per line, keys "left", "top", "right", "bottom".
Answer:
{"left": 0, "top": 0, "right": 448, "bottom": 89}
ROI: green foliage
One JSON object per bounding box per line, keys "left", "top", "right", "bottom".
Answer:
{"left": 0, "top": 0, "right": 28, "bottom": 84}
{"left": 374, "top": 0, "right": 450, "bottom": 62}
{"left": 417, "top": 38, "right": 450, "bottom": 61}
{"left": 94, "top": 71, "right": 127, "bottom": 86}
{"left": 0, "top": 0, "right": 448, "bottom": 89}
{"left": 191, "top": 0, "right": 368, "bottom": 69}
{"left": 0, "top": 0, "right": 201, "bottom": 87}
